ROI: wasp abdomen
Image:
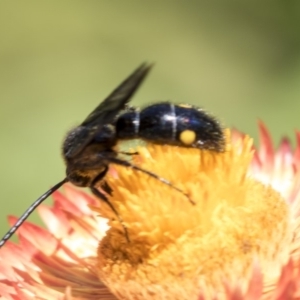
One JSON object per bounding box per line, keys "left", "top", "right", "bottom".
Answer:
{"left": 116, "top": 102, "right": 224, "bottom": 152}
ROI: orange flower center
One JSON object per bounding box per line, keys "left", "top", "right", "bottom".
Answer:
{"left": 92, "top": 130, "right": 291, "bottom": 300}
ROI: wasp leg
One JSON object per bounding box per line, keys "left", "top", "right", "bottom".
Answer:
{"left": 107, "top": 157, "right": 195, "bottom": 205}
{"left": 100, "top": 180, "right": 113, "bottom": 196}
{"left": 91, "top": 170, "right": 130, "bottom": 243}
{"left": 119, "top": 151, "right": 139, "bottom": 156}
{"left": 91, "top": 187, "right": 130, "bottom": 243}
{"left": 91, "top": 167, "right": 113, "bottom": 196}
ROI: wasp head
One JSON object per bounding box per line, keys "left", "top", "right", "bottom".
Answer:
{"left": 62, "top": 124, "right": 117, "bottom": 188}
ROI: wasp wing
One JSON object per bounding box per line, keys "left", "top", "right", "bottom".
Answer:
{"left": 66, "top": 63, "right": 152, "bottom": 158}
{"left": 81, "top": 63, "right": 152, "bottom": 127}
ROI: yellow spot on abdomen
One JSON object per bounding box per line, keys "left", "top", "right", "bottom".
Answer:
{"left": 180, "top": 130, "right": 196, "bottom": 145}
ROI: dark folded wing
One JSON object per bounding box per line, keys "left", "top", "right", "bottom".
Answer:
{"left": 81, "top": 63, "right": 152, "bottom": 127}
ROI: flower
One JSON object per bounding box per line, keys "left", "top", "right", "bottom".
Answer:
{"left": 1, "top": 124, "right": 300, "bottom": 299}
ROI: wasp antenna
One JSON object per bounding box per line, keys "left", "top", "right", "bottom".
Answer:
{"left": 0, "top": 178, "right": 68, "bottom": 248}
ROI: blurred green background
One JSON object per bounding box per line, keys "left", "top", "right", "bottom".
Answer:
{"left": 1, "top": 1, "right": 300, "bottom": 239}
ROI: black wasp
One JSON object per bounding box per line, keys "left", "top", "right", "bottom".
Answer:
{"left": 0, "top": 63, "right": 224, "bottom": 247}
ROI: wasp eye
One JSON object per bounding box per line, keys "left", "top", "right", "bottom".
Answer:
{"left": 63, "top": 126, "right": 91, "bottom": 159}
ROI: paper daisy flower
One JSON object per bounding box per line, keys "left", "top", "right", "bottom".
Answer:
{"left": 1, "top": 124, "right": 300, "bottom": 300}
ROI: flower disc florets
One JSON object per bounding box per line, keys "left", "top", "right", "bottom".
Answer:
{"left": 93, "top": 130, "right": 291, "bottom": 300}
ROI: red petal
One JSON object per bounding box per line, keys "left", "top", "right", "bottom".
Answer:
{"left": 244, "top": 262, "right": 263, "bottom": 299}
{"left": 258, "top": 121, "right": 275, "bottom": 173}
{"left": 37, "top": 205, "right": 70, "bottom": 238}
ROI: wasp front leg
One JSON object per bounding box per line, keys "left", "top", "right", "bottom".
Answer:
{"left": 67, "top": 161, "right": 129, "bottom": 242}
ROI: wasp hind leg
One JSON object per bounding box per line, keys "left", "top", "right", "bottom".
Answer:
{"left": 107, "top": 157, "right": 196, "bottom": 205}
